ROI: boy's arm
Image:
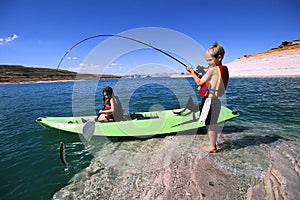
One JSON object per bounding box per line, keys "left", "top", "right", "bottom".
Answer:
{"left": 187, "top": 66, "right": 211, "bottom": 86}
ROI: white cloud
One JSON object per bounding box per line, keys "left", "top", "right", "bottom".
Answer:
{"left": 0, "top": 34, "right": 19, "bottom": 45}
{"left": 109, "top": 63, "right": 122, "bottom": 66}
{"left": 79, "top": 63, "right": 103, "bottom": 73}
{"left": 67, "top": 56, "right": 78, "bottom": 60}
{"left": 66, "top": 66, "right": 81, "bottom": 72}
{"left": 5, "top": 34, "right": 19, "bottom": 42}
{"left": 79, "top": 63, "right": 100, "bottom": 68}
{"left": 63, "top": 62, "right": 125, "bottom": 74}
{"left": 78, "top": 63, "right": 125, "bottom": 74}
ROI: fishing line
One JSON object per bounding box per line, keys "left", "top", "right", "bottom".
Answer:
{"left": 56, "top": 34, "right": 191, "bottom": 72}
{"left": 55, "top": 34, "right": 206, "bottom": 159}
{"left": 54, "top": 34, "right": 201, "bottom": 168}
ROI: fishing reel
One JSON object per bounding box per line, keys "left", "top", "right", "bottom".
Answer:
{"left": 195, "top": 65, "right": 207, "bottom": 78}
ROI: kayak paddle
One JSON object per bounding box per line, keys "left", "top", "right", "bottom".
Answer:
{"left": 82, "top": 111, "right": 102, "bottom": 142}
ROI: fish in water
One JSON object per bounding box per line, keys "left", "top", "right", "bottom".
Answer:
{"left": 59, "top": 141, "right": 68, "bottom": 166}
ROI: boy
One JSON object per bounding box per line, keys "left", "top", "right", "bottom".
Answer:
{"left": 186, "top": 42, "right": 229, "bottom": 153}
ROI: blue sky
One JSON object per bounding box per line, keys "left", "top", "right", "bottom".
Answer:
{"left": 1, "top": 0, "right": 299, "bottom": 75}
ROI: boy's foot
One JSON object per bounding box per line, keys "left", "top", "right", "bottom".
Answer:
{"left": 203, "top": 141, "right": 219, "bottom": 147}
{"left": 202, "top": 146, "right": 217, "bottom": 153}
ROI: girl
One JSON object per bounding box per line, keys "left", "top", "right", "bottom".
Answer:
{"left": 97, "top": 86, "right": 123, "bottom": 122}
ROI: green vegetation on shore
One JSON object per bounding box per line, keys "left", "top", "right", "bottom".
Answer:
{"left": 0, "top": 65, "right": 123, "bottom": 83}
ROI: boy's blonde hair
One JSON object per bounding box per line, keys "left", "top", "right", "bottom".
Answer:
{"left": 206, "top": 42, "right": 225, "bottom": 58}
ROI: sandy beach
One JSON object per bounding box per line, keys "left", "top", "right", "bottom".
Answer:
{"left": 226, "top": 40, "right": 300, "bottom": 77}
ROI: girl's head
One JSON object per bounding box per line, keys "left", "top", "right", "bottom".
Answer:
{"left": 102, "top": 86, "right": 113, "bottom": 102}
{"left": 205, "top": 42, "right": 225, "bottom": 67}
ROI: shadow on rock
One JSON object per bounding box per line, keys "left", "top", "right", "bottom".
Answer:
{"left": 222, "top": 134, "right": 289, "bottom": 151}
{"left": 221, "top": 125, "right": 251, "bottom": 134}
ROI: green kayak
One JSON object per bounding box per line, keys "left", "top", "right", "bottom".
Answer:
{"left": 36, "top": 106, "right": 239, "bottom": 137}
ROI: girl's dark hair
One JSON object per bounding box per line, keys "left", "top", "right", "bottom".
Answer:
{"left": 102, "top": 86, "right": 113, "bottom": 105}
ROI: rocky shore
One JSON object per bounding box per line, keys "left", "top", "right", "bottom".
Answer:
{"left": 53, "top": 132, "right": 300, "bottom": 199}
{"left": 227, "top": 39, "right": 300, "bottom": 77}
{"left": 50, "top": 39, "right": 300, "bottom": 200}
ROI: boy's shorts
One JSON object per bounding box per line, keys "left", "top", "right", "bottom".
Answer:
{"left": 199, "top": 97, "right": 221, "bottom": 125}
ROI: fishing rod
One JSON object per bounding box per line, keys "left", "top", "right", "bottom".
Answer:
{"left": 56, "top": 34, "right": 204, "bottom": 74}
{"left": 56, "top": 34, "right": 207, "bottom": 144}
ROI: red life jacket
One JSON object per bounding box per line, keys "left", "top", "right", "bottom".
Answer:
{"left": 198, "top": 65, "right": 229, "bottom": 97}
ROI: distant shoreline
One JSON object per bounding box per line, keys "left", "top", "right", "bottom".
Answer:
{"left": 0, "top": 65, "right": 123, "bottom": 84}
{"left": 229, "top": 74, "right": 300, "bottom": 78}
{"left": 227, "top": 39, "right": 300, "bottom": 78}
{"left": 1, "top": 39, "right": 300, "bottom": 82}
{"left": 0, "top": 79, "right": 84, "bottom": 85}
{"left": 0, "top": 78, "right": 121, "bottom": 85}
{"left": 1, "top": 75, "right": 299, "bottom": 86}
{"left": 227, "top": 51, "right": 300, "bottom": 78}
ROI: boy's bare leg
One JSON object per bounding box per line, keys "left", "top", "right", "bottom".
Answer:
{"left": 203, "top": 124, "right": 218, "bottom": 153}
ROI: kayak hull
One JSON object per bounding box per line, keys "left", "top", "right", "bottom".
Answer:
{"left": 36, "top": 106, "right": 239, "bottom": 137}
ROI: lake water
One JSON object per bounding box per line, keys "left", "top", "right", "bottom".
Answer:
{"left": 0, "top": 77, "right": 299, "bottom": 199}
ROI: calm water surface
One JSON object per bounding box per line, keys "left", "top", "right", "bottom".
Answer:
{"left": 0, "top": 77, "right": 299, "bottom": 199}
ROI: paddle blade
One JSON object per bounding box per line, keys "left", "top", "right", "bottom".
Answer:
{"left": 82, "top": 121, "right": 95, "bottom": 142}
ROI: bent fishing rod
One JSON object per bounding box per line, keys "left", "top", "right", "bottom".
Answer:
{"left": 56, "top": 34, "right": 204, "bottom": 76}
